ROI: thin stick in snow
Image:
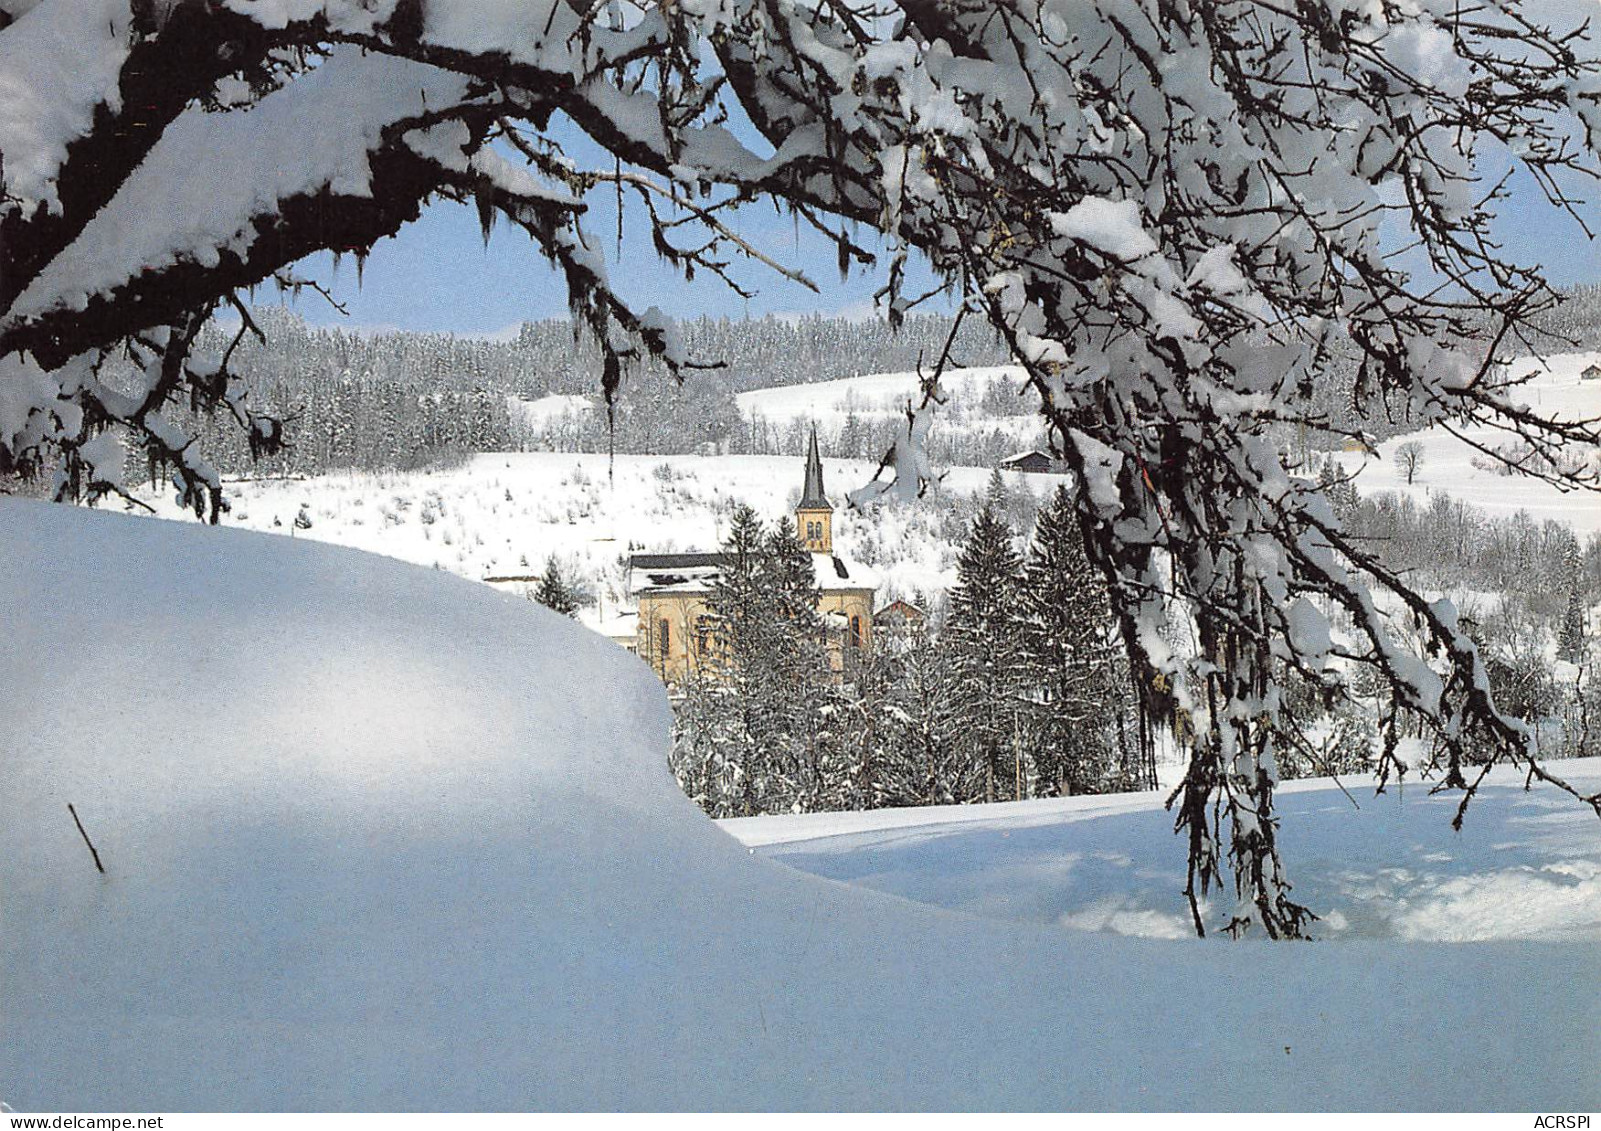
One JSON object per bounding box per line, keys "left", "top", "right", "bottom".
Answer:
{"left": 67, "top": 803, "right": 106, "bottom": 875}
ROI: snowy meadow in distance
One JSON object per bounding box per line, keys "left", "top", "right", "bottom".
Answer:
{"left": 133, "top": 448, "right": 1055, "bottom": 612}
{"left": 1333, "top": 352, "right": 1601, "bottom": 536}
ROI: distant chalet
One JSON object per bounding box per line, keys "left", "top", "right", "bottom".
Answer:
{"left": 629, "top": 431, "right": 879, "bottom": 688}
{"left": 874, "top": 599, "right": 927, "bottom": 634}
{"left": 1583, "top": 363, "right": 1601, "bottom": 382}
{"left": 998, "top": 448, "right": 1060, "bottom": 474}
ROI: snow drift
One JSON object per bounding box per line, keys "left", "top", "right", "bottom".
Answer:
{"left": 2, "top": 498, "right": 1597, "bottom": 1111}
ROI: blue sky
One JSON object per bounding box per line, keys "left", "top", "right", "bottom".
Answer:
{"left": 282, "top": 160, "right": 1601, "bottom": 337}
{"left": 289, "top": 190, "right": 933, "bottom": 335}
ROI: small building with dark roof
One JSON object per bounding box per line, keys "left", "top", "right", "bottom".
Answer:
{"left": 874, "top": 598, "right": 928, "bottom": 635}
{"left": 999, "top": 449, "right": 1058, "bottom": 474}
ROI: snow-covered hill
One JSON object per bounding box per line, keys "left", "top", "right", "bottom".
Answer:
{"left": 134, "top": 452, "right": 1062, "bottom": 609}
{"left": 3, "top": 499, "right": 1598, "bottom": 1110}
{"left": 737, "top": 364, "right": 1041, "bottom": 443}
{"left": 1333, "top": 352, "right": 1601, "bottom": 535}
{"left": 736, "top": 352, "right": 1601, "bottom": 538}
{"left": 512, "top": 392, "right": 593, "bottom": 430}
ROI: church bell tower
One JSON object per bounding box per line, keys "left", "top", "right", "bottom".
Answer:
{"left": 796, "top": 427, "right": 833, "bottom": 555}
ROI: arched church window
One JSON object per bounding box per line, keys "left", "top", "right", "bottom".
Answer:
{"left": 659, "top": 619, "right": 670, "bottom": 662}
{"left": 850, "top": 615, "right": 862, "bottom": 647}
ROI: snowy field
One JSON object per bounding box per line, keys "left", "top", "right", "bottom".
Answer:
{"left": 134, "top": 452, "right": 1064, "bottom": 606}
{"left": 512, "top": 392, "right": 593, "bottom": 430}
{"left": 724, "top": 764, "right": 1601, "bottom": 942}
{"left": 3, "top": 498, "right": 1599, "bottom": 1111}
{"left": 1333, "top": 351, "right": 1601, "bottom": 535}
{"left": 737, "top": 364, "right": 1042, "bottom": 442}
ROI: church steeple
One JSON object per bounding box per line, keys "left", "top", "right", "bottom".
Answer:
{"left": 800, "top": 426, "right": 830, "bottom": 510}
{"left": 796, "top": 426, "right": 833, "bottom": 554}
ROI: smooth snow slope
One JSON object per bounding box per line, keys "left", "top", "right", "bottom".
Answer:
{"left": 3, "top": 498, "right": 1598, "bottom": 1111}
{"left": 724, "top": 767, "right": 1601, "bottom": 942}
{"left": 736, "top": 365, "right": 1034, "bottom": 431}
{"left": 1334, "top": 352, "right": 1601, "bottom": 535}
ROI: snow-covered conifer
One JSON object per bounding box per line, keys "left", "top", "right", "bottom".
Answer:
{"left": 1559, "top": 538, "right": 1588, "bottom": 664}
{"left": 947, "top": 501, "right": 1031, "bottom": 802}
{"left": 532, "top": 555, "right": 581, "bottom": 618}
{"left": 1022, "top": 485, "right": 1139, "bottom": 795}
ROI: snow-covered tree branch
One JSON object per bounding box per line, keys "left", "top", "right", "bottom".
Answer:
{"left": 6, "top": 0, "right": 1601, "bottom": 935}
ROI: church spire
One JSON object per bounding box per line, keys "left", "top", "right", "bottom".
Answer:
{"left": 799, "top": 426, "right": 831, "bottom": 511}
{"left": 797, "top": 426, "right": 833, "bottom": 555}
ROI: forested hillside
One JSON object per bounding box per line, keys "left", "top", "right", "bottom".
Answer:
{"left": 166, "top": 308, "right": 1012, "bottom": 478}
{"left": 154, "top": 284, "right": 1601, "bottom": 487}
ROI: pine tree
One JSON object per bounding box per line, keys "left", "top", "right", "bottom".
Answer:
{"left": 839, "top": 412, "right": 863, "bottom": 459}
{"left": 706, "top": 505, "right": 775, "bottom": 673}
{"left": 766, "top": 517, "right": 823, "bottom": 635}
{"left": 946, "top": 500, "right": 1028, "bottom": 801}
{"left": 984, "top": 467, "right": 1010, "bottom": 520}
{"left": 1559, "top": 537, "right": 1588, "bottom": 663}
{"left": 762, "top": 515, "right": 838, "bottom": 811}
{"left": 698, "top": 505, "right": 793, "bottom": 815}
{"left": 885, "top": 634, "right": 977, "bottom": 805}
{"left": 532, "top": 555, "right": 581, "bottom": 618}
{"left": 1021, "top": 486, "right": 1131, "bottom": 795}
{"left": 1317, "top": 461, "right": 1360, "bottom": 520}
{"left": 669, "top": 675, "right": 747, "bottom": 818}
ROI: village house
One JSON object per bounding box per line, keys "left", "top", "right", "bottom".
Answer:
{"left": 873, "top": 599, "right": 927, "bottom": 636}
{"left": 628, "top": 434, "right": 879, "bottom": 687}
{"left": 999, "top": 448, "right": 1058, "bottom": 474}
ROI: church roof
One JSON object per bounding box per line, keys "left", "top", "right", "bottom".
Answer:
{"left": 628, "top": 552, "right": 877, "bottom": 596}
{"left": 814, "top": 552, "right": 877, "bottom": 589}
{"left": 799, "top": 427, "right": 831, "bottom": 510}
{"left": 629, "top": 552, "right": 725, "bottom": 571}
{"left": 628, "top": 554, "right": 726, "bottom": 594}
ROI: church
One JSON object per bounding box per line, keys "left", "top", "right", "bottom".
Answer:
{"left": 629, "top": 433, "right": 879, "bottom": 687}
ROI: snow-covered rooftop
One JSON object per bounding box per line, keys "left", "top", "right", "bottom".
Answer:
{"left": 628, "top": 551, "right": 879, "bottom": 596}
